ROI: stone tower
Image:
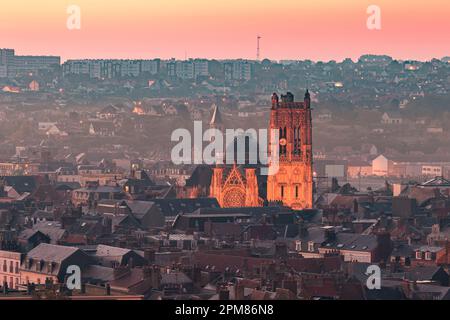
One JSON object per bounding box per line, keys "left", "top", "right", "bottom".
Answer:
{"left": 266, "top": 91, "right": 313, "bottom": 209}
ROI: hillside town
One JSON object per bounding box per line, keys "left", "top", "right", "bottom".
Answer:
{"left": 0, "top": 49, "right": 450, "bottom": 300}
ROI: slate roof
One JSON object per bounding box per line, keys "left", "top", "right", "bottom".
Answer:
{"left": 404, "top": 266, "right": 446, "bottom": 282}
{"left": 390, "top": 243, "right": 414, "bottom": 257}
{"left": 74, "top": 186, "right": 123, "bottom": 193}
{"left": 27, "top": 243, "right": 79, "bottom": 262}
{"left": 24, "top": 243, "right": 92, "bottom": 278}
{"left": 18, "top": 229, "right": 49, "bottom": 242}
{"left": 185, "top": 165, "right": 213, "bottom": 188}
{"left": 153, "top": 198, "right": 219, "bottom": 216}
{"left": 321, "top": 232, "right": 378, "bottom": 252}
{"left": 67, "top": 219, "right": 103, "bottom": 236}
{"left": 411, "top": 284, "right": 450, "bottom": 300}
{"left": 297, "top": 226, "right": 327, "bottom": 243}
{"left": 192, "top": 252, "right": 342, "bottom": 274}
{"left": 96, "top": 244, "right": 131, "bottom": 257}
{"left": 2, "top": 176, "right": 38, "bottom": 194}
{"left": 124, "top": 200, "right": 155, "bottom": 219}
{"left": 83, "top": 265, "right": 115, "bottom": 282}
{"left": 161, "top": 272, "right": 193, "bottom": 285}
{"left": 108, "top": 268, "right": 150, "bottom": 294}
{"left": 32, "top": 222, "right": 67, "bottom": 244}
{"left": 55, "top": 182, "right": 81, "bottom": 191}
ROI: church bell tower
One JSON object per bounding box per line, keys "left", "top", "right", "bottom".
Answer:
{"left": 266, "top": 91, "right": 313, "bottom": 210}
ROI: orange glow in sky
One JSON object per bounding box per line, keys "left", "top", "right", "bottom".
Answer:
{"left": 0, "top": 0, "right": 449, "bottom": 61}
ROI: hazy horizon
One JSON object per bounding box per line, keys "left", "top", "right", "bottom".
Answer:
{"left": 3, "top": 49, "right": 449, "bottom": 64}
{"left": 1, "top": 0, "right": 449, "bottom": 62}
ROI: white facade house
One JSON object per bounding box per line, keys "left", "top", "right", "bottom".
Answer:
{"left": 372, "top": 155, "right": 392, "bottom": 176}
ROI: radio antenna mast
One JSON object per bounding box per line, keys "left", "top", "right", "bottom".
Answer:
{"left": 257, "top": 35, "right": 261, "bottom": 61}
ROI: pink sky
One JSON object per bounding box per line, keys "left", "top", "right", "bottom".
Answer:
{"left": 0, "top": 0, "right": 449, "bottom": 61}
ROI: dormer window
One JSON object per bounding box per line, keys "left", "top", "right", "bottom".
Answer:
{"left": 416, "top": 251, "right": 422, "bottom": 260}
{"left": 295, "top": 241, "right": 302, "bottom": 251}
{"left": 425, "top": 252, "right": 432, "bottom": 261}
{"left": 308, "top": 241, "right": 315, "bottom": 252}
{"left": 47, "top": 262, "right": 54, "bottom": 273}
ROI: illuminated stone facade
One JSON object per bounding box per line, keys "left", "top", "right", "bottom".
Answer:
{"left": 266, "top": 91, "right": 313, "bottom": 210}
{"left": 209, "top": 164, "right": 261, "bottom": 208}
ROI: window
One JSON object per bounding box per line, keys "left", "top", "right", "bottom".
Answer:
{"left": 308, "top": 241, "right": 315, "bottom": 252}
{"left": 281, "top": 185, "right": 285, "bottom": 198}
{"left": 295, "top": 186, "right": 299, "bottom": 199}
{"left": 295, "top": 241, "right": 302, "bottom": 252}
{"left": 425, "top": 252, "right": 432, "bottom": 260}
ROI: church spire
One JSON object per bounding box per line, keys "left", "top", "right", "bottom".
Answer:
{"left": 210, "top": 104, "right": 223, "bottom": 128}
{"left": 304, "top": 89, "right": 311, "bottom": 108}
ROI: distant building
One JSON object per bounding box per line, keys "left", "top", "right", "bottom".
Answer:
{"left": 89, "top": 121, "right": 116, "bottom": 137}
{"left": 0, "top": 250, "right": 23, "bottom": 289}
{"left": 166, "top": 59, "right": 209, "bottom": 80}
{"left": 20, "top": 243, "right": 92, "bottom": 285}
{"left": 12, "top": 55, "right": 60, "bottom": 76}
{"left": 28, "top": 80, "right": 40, "bottom": 91}
{"left": 372, "top": 155, "right": 393, "bottom": 176}
{"left": 348, "top": 161, "right": 372, "bottom": 178}
{"left": 381, "top": 112, "right": 403, "bottom": 125}
{"left": 72, "top": 185, "right": 124, "bottom": 206}
{"left": 63, "top": 59, "right": 160, "bottom": 79}
{"left": 1, "top": 49, "right": 60, "bottom": 77}
{"left": 224, "top": 60, "right": 252, "bottom": 81}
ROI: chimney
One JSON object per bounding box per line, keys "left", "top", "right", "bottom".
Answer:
{"left": 102, "top": 217, "right": 112, "bottom": 235}
{"left": 143, "top": 266, "right": 161, "bottom": 289}
{"left": 234, "top": 282, "right": 245, "bottom": 300}
{"left": 144, "top": 249, "right": 156, "bottom": 264}
{"left": 152, "top": 266, "right": 161, "bottom": 289}
{"left": 298, "top": 219, "right": 308, "bottom": 238}
{"left": 324, "top": 227, "right": 336, "bottom": 242}
{"left": 45, "top": 278, "right": 53, "bottom": 290}
{"left": 219, "top": 287, "right": 230, "bottom": 300}
{"left": 26, "top": 283, "right": 35, "bottom": 295}
{"left": 275, "top": 242, "right": 288, "bottom": 258}
{"left": 2, "top": 282, "right": 8, "bottom": 295}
